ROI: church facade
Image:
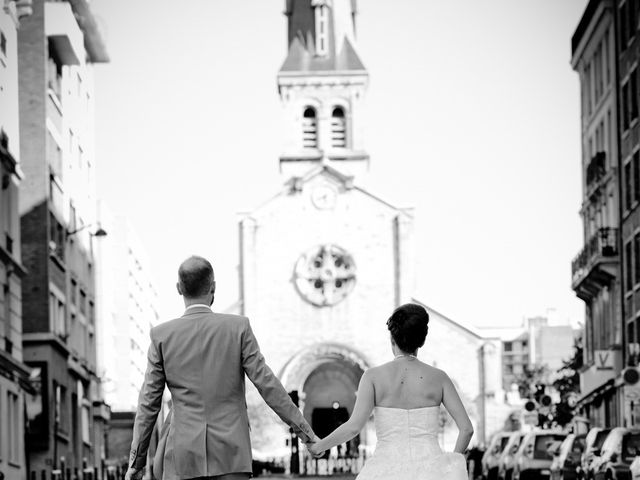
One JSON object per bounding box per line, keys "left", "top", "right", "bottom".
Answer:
{"left": 236, "top": 0, "right": 507, "bottom": 455}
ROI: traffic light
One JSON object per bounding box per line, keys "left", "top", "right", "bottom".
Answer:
{"left": 524, "top": 400, "right": 537, "bottom": 412}
{"left": 623, "top": 367, "right": 640, "bottom": 386}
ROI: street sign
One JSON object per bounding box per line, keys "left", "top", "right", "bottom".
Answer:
{"left": 595, "top": 351, "right": 615, "bottom": 370}
{"left": 523, "top": 412, "right": 539, "bottom": 426}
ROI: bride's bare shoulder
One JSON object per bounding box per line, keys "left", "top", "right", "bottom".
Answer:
{"left": 417, "top": 362, "right": 448, "bottom": 379}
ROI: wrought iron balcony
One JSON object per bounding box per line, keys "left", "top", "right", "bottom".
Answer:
{"left": 572, "top": 227, "right": 619, "bottom": 300}
{"left": 586, "top": 152, "right": 607, "bottom": 189}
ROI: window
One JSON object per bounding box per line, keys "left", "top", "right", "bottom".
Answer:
{"left": 47, "top": 132, "right": 63, "bottom": 178}
{"left": 585, "top": 63, "right": 593, "bottom": 116}
{"left": 629, "top": 0, "right": 638, "bottom": 43}
{"left": 330, "top": 107, "right": 347, "bottom": 148}
{"left": 302, "top": 107, "right": 318, "bottom": 149}
{"left": 626, "top": 161, "right": 633, "bottom": 211}
{"left": 315, "top": 4, "right": 329, "bottom": 56}
{"left": 55, "top": 383, "right": 69, "bottom": 435}
{"left": 70, "top": 279, "right": 77, "bottom": 305}
{"left": 49, "top": 212, "right": 65, "bottom": 260}
{"left": 632, "top": 69, "right": 639, "bottom": 122}
{"left": 627, "top": 241, "right": 634, "bottom": 291}
{"left": 620, "top": 2, "right": 629, "bottom": 51}
{"left": 623, "top": 80, "right": 630, "bottom": 131}
{"left": 79, "top": 289, "right": 86, "bottom": 315}
{"left": 7, "top": 391, "right": 19, "bottom": 462}
{"left": 634, "top": 233, "right": 640, "bottom": 284}
{"left": 46, "top": 46, "right": 62, "bottom": 100}
{"left": 50, "top": 292, "right": 66, "bottom": 338}
{"left": 595, "top": 43, "right": 602, "bottom": 101}
{"left": 82, "top": 403, "right": 90, "bottom": 444}
{"left": 88, "top": 300, "right": 94, "bottom": 325}
{"left": 3, "top": 282, "right": 11, "bottom": 354}
{"left": 605, "top": 31, "right": 611, "bottom": 86}
{"left": 635, "top": 152, "right": 640, "bottom": 202}
{"left": 69, "top": 202, "right": 77, "bottom": 233}
{"left": 504, "top": 342, "right": 512, "bottom": 352}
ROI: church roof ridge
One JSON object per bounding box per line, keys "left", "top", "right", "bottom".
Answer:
{"left": 279, "top": 33, "right": 367, "bottom": 74}
{"left": 410, "top": 297, "right": 488, "bottom": 341}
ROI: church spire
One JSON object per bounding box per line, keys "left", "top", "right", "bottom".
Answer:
{"left": 277, "top": 0, "right": 369, "bottom": 179}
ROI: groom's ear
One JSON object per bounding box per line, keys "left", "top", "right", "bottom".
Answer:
{"left": 211, "top": 281, "right": 216, "bottom": 294}
{"left": 176, "top": 282, "right": 183, "bottom": 296}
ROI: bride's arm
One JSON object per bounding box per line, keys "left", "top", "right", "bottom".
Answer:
{"left": 441, "top": 372, "right": 474, "bottom": 454}
{"left": 311, "top": 370, "right": 375, "bottom": 453}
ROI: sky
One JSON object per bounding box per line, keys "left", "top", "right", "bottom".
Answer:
{"left": 90, "top": 0, "right": 589, "bottom": 331}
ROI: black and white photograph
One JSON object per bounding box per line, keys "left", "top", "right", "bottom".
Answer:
{"left": 0, "top": 0, "right": 631, "bottom": 479}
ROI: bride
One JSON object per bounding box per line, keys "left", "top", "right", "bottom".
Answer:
{"left": 308, "top": 303, "right": 473, "bottom": 480}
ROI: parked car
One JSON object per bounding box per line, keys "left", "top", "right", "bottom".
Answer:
{"left": 512, "top": 430, "right": 567, "bottom": 480}
{"left": 484, "top": 433, "right": 515, "bottom": 480}
{"left": 580, "top": 428, "right": 612, "bottom": 480}
{"left": 593, "top": 427, "right": 640, "bottom": 480}
{"left": 550, "top": 434, "right": 586, "bottom": 480}
{"left": 499, "top": 432, "right": 527, "bottom": 480}
{"left": 629, "top": 455, "right": 640, "bottom": 480}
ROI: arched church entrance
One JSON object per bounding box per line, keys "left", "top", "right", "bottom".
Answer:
{"left": 280, "top": 343, "right": 372, "bottom": 455}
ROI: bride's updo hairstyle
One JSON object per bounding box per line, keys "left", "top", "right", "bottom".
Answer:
{"left": 386, "top": 303, "right": 430, "bottom": 353}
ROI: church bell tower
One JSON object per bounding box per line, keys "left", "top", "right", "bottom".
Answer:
{"left": 278, "top": 0, "right": 369, "bottom": 178}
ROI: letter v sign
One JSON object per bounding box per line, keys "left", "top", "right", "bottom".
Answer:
{"left": 596, "top": 351, "right": 613, "bottom": 370}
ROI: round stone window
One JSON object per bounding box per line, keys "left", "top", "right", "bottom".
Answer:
{"left": 294, "top": 244, "right": 356, "bottom": 307}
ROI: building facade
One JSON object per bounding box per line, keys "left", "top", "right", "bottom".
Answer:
{"left": 616, "top": 0, "right": 640, "bottom": 427}
{"left": 95, "top": 205, "right": 160, "bottom": 414}
{"left": 0, "top": 2, "right": 33, "bottom": 479}
{"left": 236, "top": 0, "right": 508, "bottom": 456}
{"left": 17, "top": 0, "right": 110, "bottom": 472}
{"left": 571, "top": 0, "right": 623, "bottom": 429}
{"left": 502, "top": 332, "right": 529, "bottom": 390}
{"left": 482, "top": 317, "right": 577, "bottom": 394}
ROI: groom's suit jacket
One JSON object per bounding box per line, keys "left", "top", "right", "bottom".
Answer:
{"left": 129, "top": 306, "right": 314, "bottom": 479}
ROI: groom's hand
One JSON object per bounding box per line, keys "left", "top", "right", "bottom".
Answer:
{"left": 305, "top": 434, "right": 324, "bottom": 459}
{"left": 124, "top": 467, "right": 144, "bottom": 480}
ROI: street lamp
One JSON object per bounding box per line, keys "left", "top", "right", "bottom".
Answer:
{"left": 66, "top": 224, "right": 107, "bottom": 238}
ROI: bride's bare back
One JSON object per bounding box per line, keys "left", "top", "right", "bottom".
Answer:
{"left": 372, "top": 357, "right": 445, "bottom": 409}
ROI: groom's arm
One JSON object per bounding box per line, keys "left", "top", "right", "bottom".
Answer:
{"left": 240, "top": 317, "right": 315, "bottom": 443}
{"left": 129, "top": 330, "right": 166, "bottom": 470}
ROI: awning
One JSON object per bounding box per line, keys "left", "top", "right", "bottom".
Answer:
{"left": 576, "top": 378, "right": 616, "bottom": 409}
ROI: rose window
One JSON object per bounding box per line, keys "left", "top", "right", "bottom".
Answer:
{"left": 294, "top": 244, "right": 356, "bottom": 307}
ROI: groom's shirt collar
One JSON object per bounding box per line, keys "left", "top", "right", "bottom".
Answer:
{"left": 184, "top": 304, "right": 212, "bottom": 313}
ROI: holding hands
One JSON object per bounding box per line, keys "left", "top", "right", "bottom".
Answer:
{"left": 305, "top": 434, "right": 325, "bottom": 458}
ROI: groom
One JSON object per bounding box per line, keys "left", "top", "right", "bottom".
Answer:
{"left": 125, "top": 256, "right": 317, "bottom": 480}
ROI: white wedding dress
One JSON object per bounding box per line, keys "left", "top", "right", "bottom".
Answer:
{"left": 357, "top": 406, "right": 469, "bottom": 480}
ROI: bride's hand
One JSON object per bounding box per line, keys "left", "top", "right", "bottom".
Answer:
{"left": 307, "top": 439, "right": 324, "bottom": 458}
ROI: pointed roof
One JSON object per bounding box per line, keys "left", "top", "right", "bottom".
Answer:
{"left": 241, "top": 165, "right": 413, "bottom": 219}
{"left": 280, "top": 37, "right": 366, "bottom": 73}
{"left": 410, "top": 298, "right": 492, "bottom": 342}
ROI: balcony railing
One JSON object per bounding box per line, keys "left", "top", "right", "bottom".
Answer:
{"left": 572, "top": 227, "right": 619, "bottom": 281}
{"left": 586, "top": 151, "right": 607, "bottom": 188}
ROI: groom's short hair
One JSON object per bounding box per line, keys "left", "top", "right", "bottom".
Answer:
{"left": 178, "top": 256, "right": 215, "bottom": 298}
